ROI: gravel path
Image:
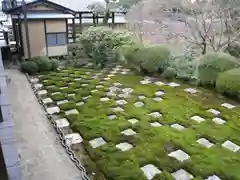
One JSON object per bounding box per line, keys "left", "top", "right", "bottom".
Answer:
{"left": 7, "top": 69, "right": 82, "bottom": 180}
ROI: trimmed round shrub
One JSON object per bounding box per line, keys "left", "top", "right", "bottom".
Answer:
{"left": 51, "top": 59, "right": 60, "bottom": 70}
{"left": 161, "top": 67, "right": 177, "bottom": 79}
{"left": 198, "top": 52, "right": 239, "bottom": 86}
{"left": 21, "top": 61, "right": 38, "bottom": 75}
{"left": 216, "top": 68, "right": 240, "bottom": 99}
{"left": 33, "top": 56, "right": 52, "bottom": 72}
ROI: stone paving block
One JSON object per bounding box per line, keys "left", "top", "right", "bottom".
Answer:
{"left": 134, "top": 102, "right": 144, "bottom": 107}
{"left": 138, "top": 95, "right": 146, "bottom": 100}
{"left": 118, "top": 93, "right": 131, "bottom": 99}
{"left": 75, "top": 78, "right": 82, "bottom": 81}
{"left": 42, "top": 98, "right": 53, "bottom": 104}
{"left": 57, "top": 100, "right": 68, "bottom": 105}
{"left": 207, "top": 108, "right": 221, "bottom": 116}
{"left": 51, "top": 92, "right": 61, "bottom": 95}
{"left": 30, "top": 78, "right": 39, "bottom": 83}
{"left": 141, "top": 164, "right": 161, "bottom": 180}
{"left": 65, "top": 133, "right": 83, "bottom": 146}
{"left": 113, "top": 82, "right": 122, "bottom": 87}
{"left": 123, "top": 68, "right": 130, "bottom": 72}
{"left": 108, "top": 114, "right": 117, "bottom": 120}
{"left": 112, "top": 106, "right": 124, "bottom": 112}
{"left": 109, "top": 86, "right": 121, "bottom": 92}
{"left": 155, "top": 91, "right": 165, "bottom": 96}
{"left": 221, "top": 103, "right": 235, "bottom": 109}
{"left": 206, "top": 175, "right": 222, "bottom": 180}
{"left": 121, "top": 71, "right": 128, "bottom": 74}
{"left": 197, "top": 138, "right": 214, "bottom": 148}
{"left": 108, "top": 74, "right": 115, "bottom": 77}
{"left": 184, "top": 88, "right": 198, "bottom": 94}
{"left": 128, "top": 118, "right": 139, "bottom": 124}
{"left": 168, "top": 149, "right": 190, "bottom": 162}
{"left": 116, "top": 142, "right": 133, "bottom": 151}
{"left": 107, "top": 91, "right": 116, "bottom": 97}
{"left": 140, "top": 80, "right": 152, "bottom": 84}
{"left": 168, "top": 82, "right": 180, "bottom": 87}
{"left": 34, "top": 84, "right": 43, "bottom": 89}
{"left": 100, "top": 97, "right": 110, "bottom": 102}
{"left": 55, "top": 118, "right": 70, "bottom": 128}
{"left": 171, "top": 169, "right": 193, "bottom": 180}
{"left": 222, "top": 140, "right": 240, "bottom": 152}
{"left": 104, "top": 77, "right": 111, "bottom": 81}
{"left": 122, "top": 88, "right": 134, "bottom": 94}
{"left": 76, "top": 101, "right": 85, "bottom": 106}
{"left": 83, "top": 95, "right": 92, "bottom": 100}
{"left": 110, "top": 71, "right": 118, "bottom": 74}
{"left": 65, "top": 109, "right": 79, "bottom": 116}
{"left": 68, "top": 93, "right": 75, "bottom": 97}
{"left": 121, "top": 129, "right": 136, "bottom": 136}
{"left": 60, "top": 87, "right": 68, "bottom": 90}
{"left": 212, "top": 117, "right": 226, "bottom": 125}
{"left": 81, "top": 84, "right": 88, "bottom": 87}
{"left": 96, "top": 85, "right": 104, "bottom": 89}
{"left": 153, "top": 97, "right": 163, "bottom": 102}
{"left": 191, "top": 115, "right": 205, "bottom": 123}
{"left": 155, "top": 81, "right": 165, "bottom": 86}
{"left": 89, "top": 137, "right": 106, "bottom": 148}
{"left": 116, "top": 99, "right": 128, "bottom": 105}
{"left": 91, "top": 89, "right": 98, "bottom": 93}
{"left": 47, "top": 107, "right": 60, "bottom": 115}
{"left": 149, "top": 112, "right": 162, "bottom": 118}
{"left": 150, "top": 122, "right": 162, "bottom": 127}
{"left": 171, "top": 124, "right": 185, "bottom": 131}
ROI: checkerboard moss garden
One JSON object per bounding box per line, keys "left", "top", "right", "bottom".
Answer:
{"left": 32, "top": 65, "right": 240, "bottom": 180}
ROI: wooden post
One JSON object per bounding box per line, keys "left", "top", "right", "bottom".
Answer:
{"left": 112, "top": 12, "right": 115, "bottom": 29}
{"left": 72, "top": 18, "right": 76, "bottom": 43}
{"left": 79, "top": 12, "right": 82, "bottom": 34}
{"left": 22, "top": 0, "right": 31, "bottom": 58}
{"left": 93, "top": 13, "right": 96, "bottom": 27}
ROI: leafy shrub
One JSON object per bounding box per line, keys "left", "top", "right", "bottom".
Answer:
{"left": 216, "top": 68, "right": 240, "bottom": 99}
{"left": 21, "top": 61, "right": 38, "bottom": 75}
{"left": 161, "top": 67, "right": 177, "bottom": 79}
{"left": 198, "top": 52, "right": 239, "bottom": 86}
{"left": 51, "top": 59, "right": 60, "bottom": 70}
{"left": 32, "top": 56, "right": 52, "bottom": 72}
{"left": 225, "top": 43, "right": 240, "bottom": 58}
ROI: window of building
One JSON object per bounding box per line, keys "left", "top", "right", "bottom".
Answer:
{"left": 46, "top": 32, "right": 67, "bottom": 46}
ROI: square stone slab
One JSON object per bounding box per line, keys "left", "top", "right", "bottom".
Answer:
{"left": 197, "top": 138, "right": 214, "bottom": 148}
{"left": 138, "top": 95, "right": 146, "bottom": 100}
{"left": 168, "top": 82, "right": 180, "bottom": 87}
{"left": 34, "top": 84, "right": 43, "bottom": 89}
{"left": 65, "top": 109, "right": 79, "bottom": 116}
{"left": 108, "top": 114, "right": 117, "bottom": 120}
{"left": 55, "top": 118, "right": 70, "bottom": 128}
{"left": 112, "top": 107, "right": 124, "bottom": 112}
{"left": 60, "top": 87, "right": 68, "bottom": 90}
{"left": 89, "top": 137, "right": 106, "bottom": 148}
{"left": 42, "top": 98, "right": 53, "bottom": 104}
{"left": 206, "top": 175, "right": 222, "bottom": 180}
{"left": 68, "top": 93, "right": 75, "bottom": 97}
{"left": 91, "top": 89, "right": 98, "bottom": 93}
{"left": 75, "top": 78, "right": 82, "bottom": 81}
{"left": 207, "top": 109, "right": 220, "bottom": 116}
{"left": 155, "top": 81, "right": 165, "bottom": 86}
{"left": 52, "top": 92, "right": 61, "bottom": 95}
{"left": 118, "top": 93, "right": 131, "bottom": 99}
{"left": 123, "top": 68, "right": 130, "bottom": 72}
{"left": 96, "top": 85, "right": 104, "bottom": 89}
{"left": 150, "top": 122, "right": 162, "bottom": 127}
{"left": 113, "top": 82, "right": 122, "bottom": 87}
{"left": 140, "top": 80, "right": 152, "bottom": 85}
{"left": 104, "top": 77, "right": 111, "bottom": 81}
{"left": 134, "top": 102, "right": 144, "bottom": 108}
{"left": 221, "top": 103, "right": 235, "bottom": 109}
{"left": 155, "top": 91, "right": 165, "bottom": 96}
{"left": 47, "top": 107, "right": 60, "bottom": 115}
{"left": 122, "top": 88, "right": 134, "bottom": 94}
{"left": 76, "top": 101, "right": 85, "bottom": 106}
{"left": 83, "top": 95, "right": 92, "bottom": 100}
{"left": 121, "top": 71, "right": 128, "bottom": 74}
{"left": 171, "top": 169, "right": 193, "bottom": 180}
{"left": 168, "top": 149, "right": 190, "bottom": 162}
{"left": 149, "top": 112, "right": 162, "bottom": 118}
{"left": 171, "top": 124, "right": 185, "bottom": 131}
{"left": 184, "top": 88, "right": 198, "bottom": 94}
{"left": 38, "top": 90, "right": 47, "bottom": 95}
{"left": 153, "top": 97, "right": 163, "bottom": 102}
{"left": 110, "top": 71, "right": 118, "bottom": 74}
{"left": 212, "top": 117, "right": 226, "bottom": 125}
{"left": 81, "top": 84, "right": 88, "bottom": 87}
{"left": 191, "top": 115, "right": 205, "bottom": 123}
{"left": 121, "top": 129, "right": 136, "bottom": 136}
{"left": 222, "top": 140, "right": 240, "bottom": 152}
{"left": 100, "top": 97, "right": 110, "bottom": 102}
{"left": 128, "top": 118, "right": 139, "bottom": 124}
{"left": 141, "top": 164, "right": 161, "bottom": 180}
{"left": 108, "top": 74, "right": 115, "bottom": 77}
{"left": 65, "top": 133, "right": 83, "bottom": 146}
{"left": 116, "top": 99, "right": 128, "bottom": 105}
{"left": 109, "top": 86, "right": 121, "bottom": 92}
{"left": 107, "top": 92, "right": 116, "bottom": 97}
{"left": 30, "top": 78, "right": 39, "bottom": 83}
{"left": 116, "top": 142, "right": 133, "bottom": 151}
{"left": 57, "top": 100, "right": 69, "bottom": 105}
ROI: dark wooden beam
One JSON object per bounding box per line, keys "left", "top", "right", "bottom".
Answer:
{"left": 72, "top": 18, "right": 76, "bottom": 43}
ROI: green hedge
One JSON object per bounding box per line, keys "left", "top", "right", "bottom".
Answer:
{"left": 216, "top": 68, "right": 240, "bottom": 99}
{"left": 21, "top": 61, "right": 38, "bottom": 75}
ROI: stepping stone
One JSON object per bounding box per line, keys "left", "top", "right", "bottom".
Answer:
{"left": 207, "top": 109, "right": 220, "bottom": 116}
{"left": 52, "top": 92, "right": 61, "bottom": 95}
{"left": 153, "top": 97, "right": 163, "bottom": 102}
{"left": 108, "top": 114, "right": 117, "bottom": 120}
{"left": 38, "top": 90, "right": 47, "bottom": 95}
{"left": 116, "top": 65, "right": 122, "bottom": 68}
{"left": 123, "top": 68, "right": 130, "bottom": 72}
{"left": 171, "top": 169, "right": 193, "bottom": 180}
{"left": 85, "top": 72, "right": 91, "bottom": 75}
{"left": 65, "top": 109, "right": 79, "bottom": 116}
{"left": 197, "top": 138, "right": 214, "bottom": 148}
{"left": 92, "top": 75, "right": 98, "bottom": 79}
{"left": 43, "top": 79, "right": 49, "bottom": 82}
{"left": 104, "top": 77, "right": 111, "bottom": 81}
{"left": 222, "top": 140, "right": 240, "bottom": 152}
{"left": 81, "top": 84, "right": 88, "bottom": 87}
{"left": 75, "top": 78, "right": 82, "bottom": 81}
{"left": 110, "top": 71, "right": 118, "bottom": 74}
{"left": 68, "top": 93, "right": 75, "bottom": 97}
{"left": 113, "top": 82, "right": 122, "bottom": 87}
{"left": 122, "top": 88, "right": 134, "bottom": 94}
{"left": 76, "top": 101, "right": 84, "bottom": 106}
{"left": 134, "top": 102, "right": 144, "bottom": 107}
{"left": 221, "top": 103, "right": 235, "bottom": 109}
{"left": 138, "top": 95, "right": 146, "bottom": 100}
{"left": 42, "top": 98, "right": 53, "bottom": 104}
{"left": 128, "top": 118, "right": 139, "bottom": 124}
{"left": 140, "top": 80, "right": 151, "bottom": 84}
{"left": 116, "top": 142, "right": 133, "bottom": 151}
{"left": 46, "top": 85, "right": 55, "bottom": 89}
{"left": 89, "top": 137, "right": 106, "bottom": 148}
{"left": 96, "top": 73, "right": 103, "bottom": 76}
{"left": 60, "top": 87, "right": 68, "bottom": 90}
{"left": 91, "top": 89, "right": 98, "bottom": 93}
{"left": 206, "top": 175, "right": 222, "bottom": 180}
{"left": 107, "top": 92, "right": 116, "bottom": 97}
{"left": 168, "top": 82, "right": 180, "bottom": 87}
{"left": 100, "top": 97, "right": 110, "bottom": 102}
{"left": 112, "top": 107, "right": 124, "bottom": 112}
{"left": 141, "top": 164, "right": 161, "bottom": 180}
{"left": 34, "top": 84, "right": 43, "bottom": 89}
{"left": 69, "top": 82, "right": 74, "bottom": 85}
{"left": 184, "top": 88, "right": 198, "bottom": 94}
{"left": 108, "top": 74, "right": 115, "bottom": 77}
{"left": 150, "top": 122, "right": 162, "bottom": 127}
{"left": 109, "top": 86, "right": 121, "bottom": 92}
{"left": 121, "top": 129, "right": 136, "bottom": 136}
{"left": 155, "top": 81, "right": 165, "bottom": 86}
{"left": 118, "top": 93, "right": 131, "bottom": 99}
{"left": 212, "top": 117, "right": 226, "bottom": 125}
{"left": 155, "top": 91, "right": 165, "bottom": 96}
{"left": 171, "top": 124, "right": 185, "bottom": 131}
{"left": 116, "top": 99, "right": 128, "bottom": 105}
{"left": 96, "top": 85, "right": 104, "bottom": 89}
{"left": 30, "top": 78, "right": 39, "bottom": 83}
{"left": 121, "top": 71, "right": 128, "bottom": 74}
{"left": 191, "top": 115, "right": 205, "bottom": 123}
{"left": 149, "top": 112, "right": 162, "bottom": 118}
{"left": 83, "top": 95, "right": 92, "bottom": 100}
{"left": 47, "top": 107, "right": 60, "bottom": 115}
{"left": 57, "top": 100, "right": 68, "bottom": 105}
{"left": 55, "top": 118, "right": 70, "bottom": 128}
{"left": 168, "top": 149, "right": 190, "bottom": 162}
{"left": 65, "top": 133, "right": 83, "bottom": 146}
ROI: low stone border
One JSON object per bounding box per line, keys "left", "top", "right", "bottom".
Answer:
{"left": 25, "top": 74, "right": 90, "bottom": 180}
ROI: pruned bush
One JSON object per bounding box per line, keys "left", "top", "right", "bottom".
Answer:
{"left": 198, "top": 52, "right": 239, "bottom": 86}
{"left": 161, "top": 67, "right": 177, "bottom": 79}
{"left": 51, "top": 59, "right": 60, "bottom": 70}
{"left": 225, "top": 43, "right": 240, "bottom": 58}
{"left": 216, "top": 68, "right": 240, "bottom": 99}
{"left": 21, "top": 61, "right": 38, "bottom": 75}
{"left": 32, "top": 56, "right": 52, "bottom": 72}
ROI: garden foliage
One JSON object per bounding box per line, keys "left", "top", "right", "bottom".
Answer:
{"left": 21, "top": 61, "right": 38, "bottom": 75}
